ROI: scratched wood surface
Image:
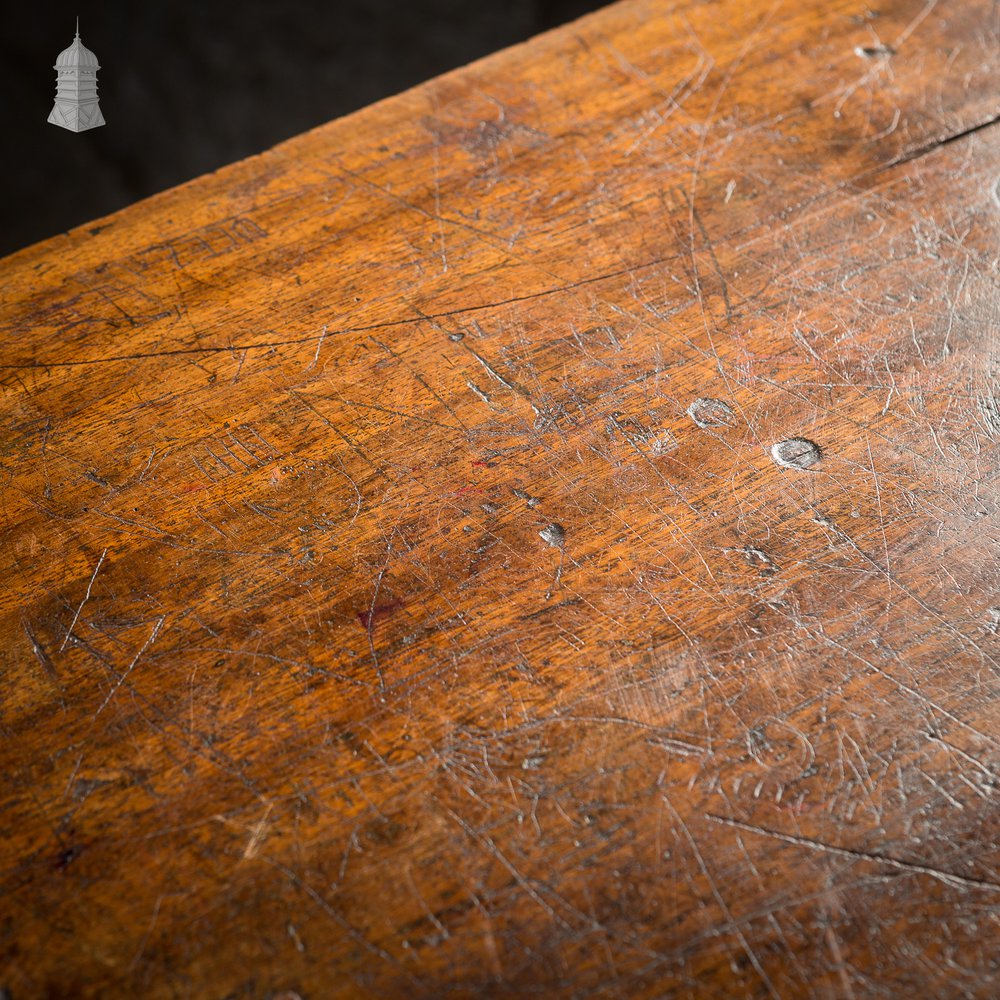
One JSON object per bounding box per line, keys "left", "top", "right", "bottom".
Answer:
{"left": 2, "top": 0, "right": 999, "bottom": 996}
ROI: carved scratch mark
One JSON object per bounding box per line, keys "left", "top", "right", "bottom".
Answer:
{"left": 243, "top": 802, "right": 275, "bottom": 860}
{"left": 707, "top": 814, "right": 1000, "bottom": 892}
{"left": 664, "top": 796, "right": 782, "bottom": 1000}
{"left": 22, "top": 614, "right": 58, "bottom": 683}
{"left": 94, "top": 616, "right": 166, "bottom": 718}
{"left": 60, "top": 547, "right": 109, "bottom": 651}
{"left": 366, "top": 536, "right": 395, "bottom": 692}
{"left": 264, "top": 857, "right": 407, "bottom": 973}
{"left": 304, "top": 325, "right": 328, "bottom": 372}
{"left": 865, "top": 434, "right": 891, "bottom": 602}
{"left": 444, "top": 804, "right": 575, "bottom": 932}
{"left": 458, "top": 341, "right": 542, "bottom": 415}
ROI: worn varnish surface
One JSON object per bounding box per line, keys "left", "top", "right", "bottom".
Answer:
{"left": 2, "top": 0, "right": 999, "bottom": 996}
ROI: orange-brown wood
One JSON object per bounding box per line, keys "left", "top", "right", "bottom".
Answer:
{"left": 1, "top": 1, "right": 998, "bottom": 996}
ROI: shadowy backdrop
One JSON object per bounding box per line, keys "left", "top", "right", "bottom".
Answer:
{"left": 0, "top": 0, "right": 606, "bottom": 257}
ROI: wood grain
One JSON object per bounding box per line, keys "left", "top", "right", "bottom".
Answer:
{"left": 1, "top": 0, "right": 998, "bottom": 996}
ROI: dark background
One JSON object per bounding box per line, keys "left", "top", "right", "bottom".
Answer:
{"left": 1, "top": 0, "right": 605, "bottom": 258}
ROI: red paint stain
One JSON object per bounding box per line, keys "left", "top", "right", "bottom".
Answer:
{"left": 782, "top": 798, "right": 816, "bottom": 815}
{"left": 358, "top": 600, "right": 403, "bottom": 631}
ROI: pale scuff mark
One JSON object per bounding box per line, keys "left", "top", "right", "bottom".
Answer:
{"left": 61, "top": 547, "right": 109, "bottom": 651}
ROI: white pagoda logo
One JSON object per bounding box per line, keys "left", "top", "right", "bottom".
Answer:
{"left": 48, "top": 19, "right": 105, "bottom": 132}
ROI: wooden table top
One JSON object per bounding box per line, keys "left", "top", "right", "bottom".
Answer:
{"left": 2, "top": 1, "right": 998, "bottom": 996}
